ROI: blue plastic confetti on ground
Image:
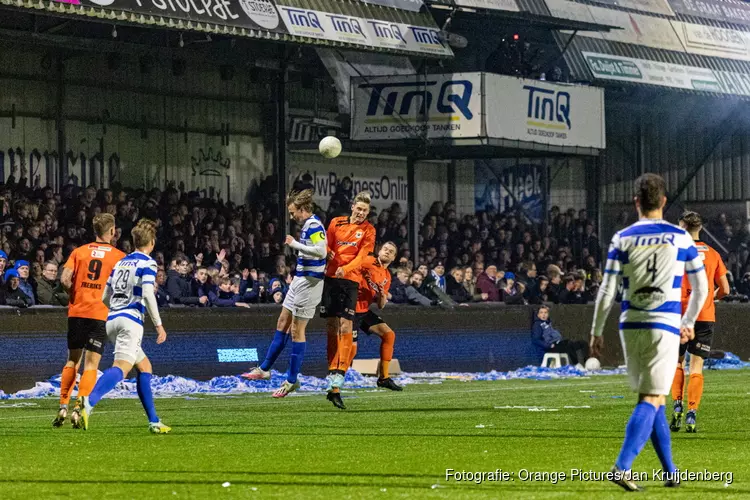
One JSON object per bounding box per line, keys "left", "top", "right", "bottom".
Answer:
{"left": 0, "top": 354, "right": 745, "bottom": 400}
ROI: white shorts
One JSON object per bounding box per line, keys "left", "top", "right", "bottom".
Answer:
{"left": 619, "top": 328, "right": 680, "bottom": 395}
{"left": 106, "top": 316, "right": 147, "bottom": 365}
{"left": 283, "top": 276, "right": 324, "bottom": 319}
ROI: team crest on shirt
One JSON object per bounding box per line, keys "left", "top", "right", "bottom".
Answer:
{"left": 355, "top": 230, "right": 363, "bottom": 239}
{"left": 630, "top": 286, "right": 666, "bottom": 310}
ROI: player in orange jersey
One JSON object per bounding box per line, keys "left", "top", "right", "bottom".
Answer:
{"left": 53, "top": 213, "right": 126, "bottom": 428}
{"left": 670, "top": 211, "right": 729, "bottom": 433}
{"left": 348, "top": 241, "right": 403, "bottom": 391}
{"left": 320, "top": 191, "right": 376, "bottom": 409}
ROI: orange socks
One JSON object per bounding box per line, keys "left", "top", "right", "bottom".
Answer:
{"left": 347, "top": 342, "right": 358, "bottom": 369}
{"left": 336, "top": 332, "right": 353, "bottom": 373}
{"left": 379, "top": 330, "right": 396, "bottom": 379}
{"left": 59, "top": 366, "right": 77, "bottom": 406}
{"left": 671, "top": 365, "right": 685, "bottom": 402}
{"left": 687, "top": 373, "right": 704, "bottom": 411}
{"left": 77, "top": 370, "right": 98, "bottom": 398}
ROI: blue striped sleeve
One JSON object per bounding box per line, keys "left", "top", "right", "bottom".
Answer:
{"left": 607, "top": 248, "right": 628, "bottom": 264}
{"left": 677, "top": 246, "right": 699, "bottom": 262}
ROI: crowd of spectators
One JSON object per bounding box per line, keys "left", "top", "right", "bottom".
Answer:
{"left": 0, "top": 165, "right": 674, "bottom": 310}
{"left": 383, "top": 201, "right": 604, "bottom": 307}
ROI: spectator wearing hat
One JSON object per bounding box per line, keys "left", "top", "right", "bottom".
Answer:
{"left": 501, "top": 272, "right": 526, "bottom": 305}
{"left": 0, "top": 250, "right": 7, "bottom": 286}
{"left": 35, "top": 261, "right": 68, "bottom": 306}
{"left": 14, "top": 260, "right": 35, "bottom": 305}
{"left": 1, "top": 269, "right": 33, "bottom": 308}
{"left": 427, "top": 260, "right": 446, "bottom": 292}
{"left": 476, "top": 263, "right": 501, "bottom": 302}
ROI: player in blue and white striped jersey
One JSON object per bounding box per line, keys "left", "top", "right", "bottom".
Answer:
{"left": 590, "top": 174, "right": 708, "bottom": 491}
{"left": 242, "top": 190, "right": 327, "bottom": 398}
{"left": 79, "top": 219, "right": 171, "bottom": 434}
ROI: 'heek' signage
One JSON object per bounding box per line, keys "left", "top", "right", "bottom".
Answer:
{"left": 74, "top": 0, "right": 288, "bottom": 33}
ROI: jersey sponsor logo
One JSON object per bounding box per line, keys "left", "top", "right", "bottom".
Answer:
{"left": 630, "top": 286, "right": 666, "bottom": 310}
{"left": 80, "top": 282, "right": 103, "bottom": 290}
{"left": 92, "top": 250, "right": 105, "bottom": 259}
{"left": 337, "top": 241, "right": 358, "bottom": 247}
{"left": 633, "top": 233, "right": 676, "bottom": 247}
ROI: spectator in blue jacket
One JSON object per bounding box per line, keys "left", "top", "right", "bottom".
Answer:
{"left": 192, "top": 266, "right": 211, "bottom": 306}
{"left": 0, "top": 250, "right": 7, "bottom": 287}
{"left": 155, "top": 268, "right": 170, "bottom": 308}
{"left": 1, "top": 269, "right": 33, "bottom": 308}
{"left": 239, "top": 268, "right": 260, "bottom": 303}
{"left": 531, "top": 305, "right": 588, "bottom": 366}
{"left": 14, "top": 260, "right": 35, "bottom": 306}
{"left": 166, "top": 256, "right": 201, "bottom": 306}
{"left": 212, "top": 277, "right": 249, "bottom": 308}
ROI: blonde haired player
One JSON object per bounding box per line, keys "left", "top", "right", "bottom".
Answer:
{"left": 321, "top": 191, "right": 375, "bottom": 409}
{"left": 79, "top": 219, "right": 170, "bottom": 434}
{"left": 242, "top": 190, "right": 327, "bottom": 398}
{"left": 55, "top": 213, "right": 125, "bottom": 428}
{"left": 670, "top": 211, "right": 729, "bottom": 433}
{"left": 590, "top": 174, "right": 708, "bottom": 491}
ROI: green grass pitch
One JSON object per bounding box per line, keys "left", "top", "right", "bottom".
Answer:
{"left": 1, "top": 370, "right": 748, "bottom": 499}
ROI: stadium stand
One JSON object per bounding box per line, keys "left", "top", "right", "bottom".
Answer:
{"left": 13, "top": 173, "right": 749, "bottom": 308}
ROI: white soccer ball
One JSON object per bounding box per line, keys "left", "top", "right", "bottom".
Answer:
{"left": 319, "top": 136, "right": 342, "bottom": 159}
{"left": 585, "top": 357, "right": 601, "bottom": 371}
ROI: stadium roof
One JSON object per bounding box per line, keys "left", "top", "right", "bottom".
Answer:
{"left": 427, "top": 0, "right": 620, "bottom": 32}
{"left": 556, "top": 34, "right": 750, "bottom": 100}
{"left": 0, "top": 0, "right": 452, "bottom": 58}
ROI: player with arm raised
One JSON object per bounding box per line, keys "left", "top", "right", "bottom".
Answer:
{"left": 589, "top": 174, "right": 708, "bottom": 492}
{"left": 347, "top": 242, "right": 403, "bottom": 391}
{"left": 79, "top": 219, "right": 170, "bottom": 434}
{"left": 670, "top": 211, "right": 729, "bottom": 433}
{"left": 54, "top": 214, "right": 125, "bottom": 428}
{"left": 241, "top": 190, "right": 327, "bottom": 398}
{"left": 321, "top": 191, "right": 375, "bottom": 409}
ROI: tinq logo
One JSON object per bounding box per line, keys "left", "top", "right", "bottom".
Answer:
{"left": 524, "top": 85, "right": 571, "bottom": 130}
{"left": 361, "top": 80, "right": 473, "bottom": 124}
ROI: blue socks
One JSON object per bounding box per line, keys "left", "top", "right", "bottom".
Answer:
{"left": 616, "top": 401, "right": 658, "bottom": 471}
{"left": 260, "top": 330, "right": 290, "bottom": 371}
{"left": 89, "top": 367, "right": 124, "bottom": 407}
{"left": 651, "top": 405, "right": 676, "bottom": 473}
{"left": 137, "top": 372, "right": 159, "bottom": 423}
{"left": 287, "top": 341, "right": 306, "bottom": 384}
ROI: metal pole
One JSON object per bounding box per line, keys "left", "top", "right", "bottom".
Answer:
{"left": 275, "top": 49, "right": 289, "bottom": 242}
{"left": 541, "top": 157, "right": 549, "bottom": 234}
{"left": 55, "top": 53, "right": 66, "bottom": 191}
{"left": 407, "top": 156, "right": 418, "bottom": 267}
{"left": 447, "top": 160, "right": 456, "bottom": 205}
